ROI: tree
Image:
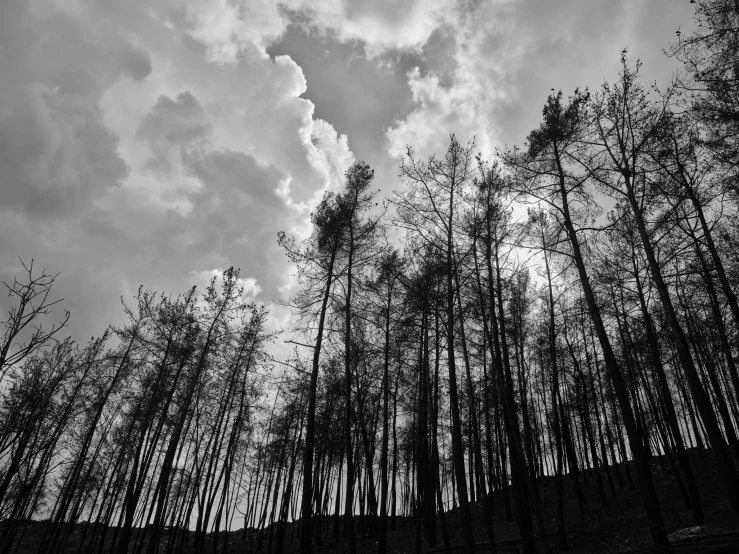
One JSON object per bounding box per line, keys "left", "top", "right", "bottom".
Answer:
{"left": 503, "top": 90, "right": 671, "bottom": 552}
{"left": 588, "top": 58, "right": 739, "bottom": 517}
{"left": 527, "top": 207, "right": 568, "bottom": 550}
{"left": 396, "top": 135, "right": 478, "bottom": 554}
{"left": 0, "top": 259, "right": 68, "bottom": 384}
{"left": 280, "top": 161, "right": 379, "bottom": 554}
{"left": 280, "top": 190, "right": 345, "bottom": 554}
{"left": 669, "top": 0, "right": 739, "bottom": 173}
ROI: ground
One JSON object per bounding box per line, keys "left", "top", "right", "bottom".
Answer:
{"left": 7, "top": 449, "right": 739, "bottom": 553}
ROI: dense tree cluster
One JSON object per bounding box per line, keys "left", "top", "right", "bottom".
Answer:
{"left": 0, "top": 1, "right": 737, "bottom": 553}
{"left": 0, "top": 267, "right": 274, "bottom": 554}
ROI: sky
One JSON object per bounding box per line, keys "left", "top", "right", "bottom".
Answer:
{"left": 0, "top": 0, "right": 697, "bottom": 344}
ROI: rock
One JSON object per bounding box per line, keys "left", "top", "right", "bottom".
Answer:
{"left": 668, "top": 525, "right": 706, "bottom": 543}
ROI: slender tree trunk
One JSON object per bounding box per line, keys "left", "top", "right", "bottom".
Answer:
{"left": 554, "top": 150, "right": 669, "bottom": 551}
{"left": 379, "top": 285, "right": 392, "bottom": 554}
{"left": 543, "top": 241, "right": 567, "bottom": 550}
{"left": 300, "top": 245, "right": 339, "bottom": 554}
{"left": 632, "top": 254, "right": 704, "bottom": 524}
{"left": 445, "top": 172, "right": 475, "bottom": 554}
{"left": 453, "top": 262, "right": 496, "bottom": 552}
{"left": 623, "top": 179, "right": 739, "bottom": 518}
{"left": 343, "top": 219, "right": 357, "bottom": 554}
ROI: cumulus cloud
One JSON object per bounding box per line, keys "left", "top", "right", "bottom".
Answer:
{"left": 0, "top": 0, "right": 133, "bottom": 218}
{"left": 136, "top": 91, "right": 211, "bottom": 176}
{"left": 386, "top": 67, "right": 495, "bottom": 161}
{"left": 386, "top": 0, "right": 694, "bottom": 161}
{"left": 295, "top": 0, "right": 454, "bottom": 57}
{"left": 0, "top": 0, "right": 359, "bottom": 340}
{"left": 0, "top": 0, "right": 699, "bottom": 348}
{"left": 182, "top": 0, "right": 288, "bottom": 63}
{"left": 180, "top": 0, "right": 457, "bottom": 62}
{"left": 304, "top": 118, "right": 355, "bottom": 197}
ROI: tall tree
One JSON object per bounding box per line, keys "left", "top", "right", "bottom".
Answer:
{"left": 396, "top": 135, "right": 478, "bottom": 554}
{"left": 280, "top": 191, "right": 345, "bottom": 554}
{"left": 588, "top": 59, "right": 739, "bottom": 517}
{"left": 503, "top": 90, "right": 671, "bottom": 552}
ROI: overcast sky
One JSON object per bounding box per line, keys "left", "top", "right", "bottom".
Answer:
{"left": 0, "top": 0, "right": 696, "bottom": 341}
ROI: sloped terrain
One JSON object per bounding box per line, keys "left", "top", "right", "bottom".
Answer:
{"left": 10, "top": 448, "right": 739, "bottom": 554}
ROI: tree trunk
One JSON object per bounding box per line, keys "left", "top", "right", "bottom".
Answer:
{"left": 554, "top": 149, "right": 669, "bottom": 551}
{"left": 300, "top": 244, "right": 339, "bottom": 554}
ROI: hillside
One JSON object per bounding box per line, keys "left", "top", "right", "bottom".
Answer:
{"left": 9, "top": 449, "right": 738, "bottom": 554}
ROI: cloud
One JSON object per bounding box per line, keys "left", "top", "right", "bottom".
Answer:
{"left": 0, "top": 0, "right": 699, "bottom": 352}
{"left": 0, "top": 0, "right": 135, "bottom": 218}
{"left": 386, "top": 67, "right": 494, "bottom": 160}
{"left": 296, "top": 0, "right": 453, "bottom": 57}
{"left": 180, "top": 0, "right": 458, "bottom": 62}
{"left": 385, "top": 0, "right": 695, "bottom": 161}
{"left": 182, "top": 0, "right": 288, "bottom": 63}
{"left": 304, "top": 118, "right": 355, "bottom": 198}
{"left": 136, "top": 91, "right": 211, "bottom": 176}
{"left": 0, "top": 0, "right": 357, "bottom": 341}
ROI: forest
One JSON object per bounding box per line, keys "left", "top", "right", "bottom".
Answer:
{"left": 0, "top": 1, "right": 738, "bottom": 553}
